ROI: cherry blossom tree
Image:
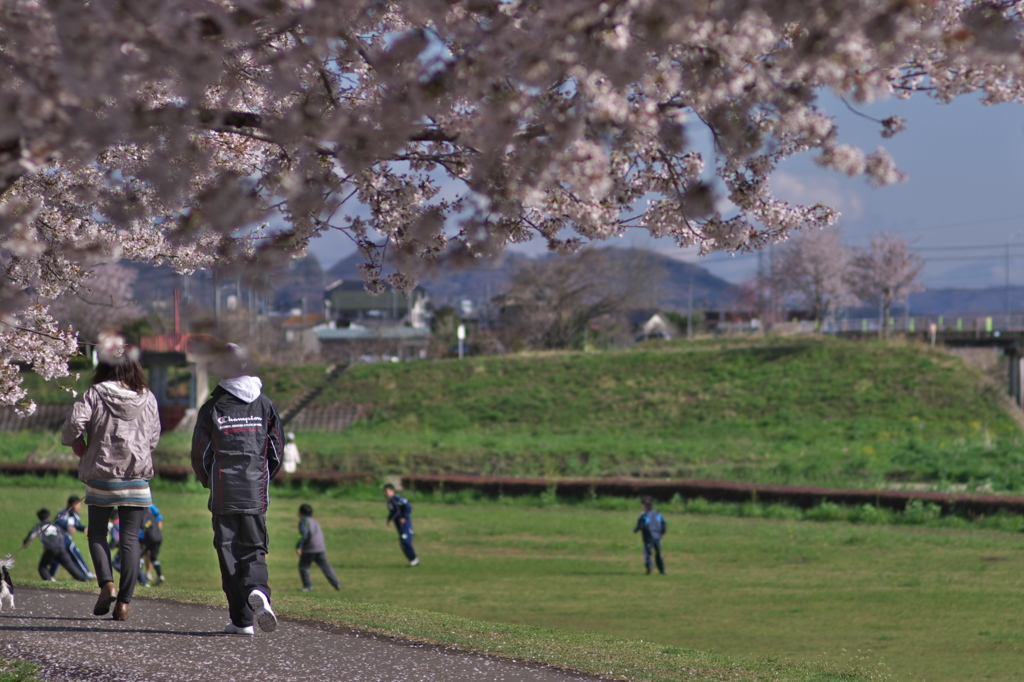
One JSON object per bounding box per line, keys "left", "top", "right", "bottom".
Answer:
{"left": 771, "top": 227, "right": 857, "bottom": 327}
{"left": 850, "top": 233, "right": 925, "bottom": 338}
{"left": 2, "top": 0, "right": 1024, "bottom": 410}
{"left": 48, "top": 262, "right": 145, "bottom": 346}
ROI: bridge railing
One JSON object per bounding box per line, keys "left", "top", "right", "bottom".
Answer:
{"left": 828, "top": 315, "right": 1024, "bottom": 335}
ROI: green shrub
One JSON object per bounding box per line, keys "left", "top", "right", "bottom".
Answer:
{"left": 806, "top": 501, "right": 845, "bottom": 522}
{"left": 900, "top": 499, "right": 942, "bottom": 525}
{"left": 849, "top": 504, "right": 893, "bottom": 525}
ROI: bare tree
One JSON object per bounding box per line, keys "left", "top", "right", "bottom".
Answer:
{"left": 850, "top": 233, "right": 925, "bottom": 338}
{"left": 49, "top": 263, "right": 145, "bottom": 345}
{"left": 771, "top": 228, "right": 857, "bottom": 328}
{"left": 501, "top": 249, "right": 665, "bottom": 350}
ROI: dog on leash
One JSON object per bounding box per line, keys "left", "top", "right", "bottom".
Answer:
{"left": 0, "top": 555, "right": 14, "bottom": 611}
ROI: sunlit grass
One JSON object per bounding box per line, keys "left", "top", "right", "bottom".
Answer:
{"left": 5, "top": 480, "right": 1024, "bottom": 681}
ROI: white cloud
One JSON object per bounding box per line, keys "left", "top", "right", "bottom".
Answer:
{"left": 771, "top": 172, "right": 865, "bottom": 222}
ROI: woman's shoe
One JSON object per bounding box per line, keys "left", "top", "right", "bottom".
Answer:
{"left": 112, "top": 601, "right": 130, "bottom": 621}
{"left": 93, "top": 582, "right": 117, "bottom": 616}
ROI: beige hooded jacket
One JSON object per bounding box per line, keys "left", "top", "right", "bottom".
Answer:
{"left": 61, "top": 381, "right": 160, "bottom": 482}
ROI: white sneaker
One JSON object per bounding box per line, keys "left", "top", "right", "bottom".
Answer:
{"left": 409, "top": 558, "right": 419, "bottom": 566}
{"left": 247, "top": 590, "right": 277, "bottom": 632}
{"left": 224, "top": 622, "right": 255, "bottom": 635}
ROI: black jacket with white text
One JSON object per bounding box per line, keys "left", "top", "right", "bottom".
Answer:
{"left": 191, "top": 379, "right": 283, "bottom": 515}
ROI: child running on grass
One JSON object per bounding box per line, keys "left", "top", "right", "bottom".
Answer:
{"left": 23, "top": 508, "right": 88, "bottom": 583}
{"left": 384, "top": 484, "right": 418, "bottom": 566}
{"left": 296, "top": 504, "right": 341, "bottom": 591}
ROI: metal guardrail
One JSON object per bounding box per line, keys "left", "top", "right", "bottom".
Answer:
{"left": 399, "top": 473, "right": 1024, "bottom": 516}
{"left": 3, "top": 463, "right": 1020, "bottom": 515}
{"left": 832, "top": 315, "right": 1024, "bottom": 335}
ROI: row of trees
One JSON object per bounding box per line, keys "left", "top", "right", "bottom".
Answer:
{"left": 746, "top": 231, "right": 924, "bottom": 336}
{"left": 478, "top": 232, "right": 923, "bottom": 352}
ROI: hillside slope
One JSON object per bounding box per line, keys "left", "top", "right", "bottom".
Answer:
{"left": 305, "top": 337, "right": 1024, "bottom": 491}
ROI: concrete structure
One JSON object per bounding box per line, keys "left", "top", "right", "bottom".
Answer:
{"left": 315, "top": 325, "right": 430, "bottom": 363}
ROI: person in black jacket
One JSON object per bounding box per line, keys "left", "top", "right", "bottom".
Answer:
{"left": 633, "top": 496, "right": 667, "bottom": 575}
{"left": 191, "top": 344, "right": 283, "bottom": 636}
{"left": 384, "top": 484, "right": 418, "bottom": 566}
{"left": 296, "top": 504, "right": 340, "bottom": 591}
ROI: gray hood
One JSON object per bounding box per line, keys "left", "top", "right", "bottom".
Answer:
{"left": 94, "top": 381, "right": 150, "bottom": 420}
{"left": 218, "top": 376, "right": 263, "bottom": 403}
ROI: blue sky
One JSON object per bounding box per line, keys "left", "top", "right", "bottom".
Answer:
{"left": 308, "top": 93, "right": 1024, "bottom": 290}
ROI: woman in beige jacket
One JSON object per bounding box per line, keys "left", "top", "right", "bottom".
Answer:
{"left": 62, "top": 357, "right": 160, "bottom": 622}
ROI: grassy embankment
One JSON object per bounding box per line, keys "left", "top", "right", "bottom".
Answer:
{"left": 176, "top": 337, "right": 1021, "bottom": 491}
{"left": 7, "top": 478, "right": 1024, "bottom": 681}
{"left": 9, "top": 337, "right": 1022, "bottom": 491}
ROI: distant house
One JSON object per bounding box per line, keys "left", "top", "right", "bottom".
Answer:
{"left": 323, "top": 279, "right": 429, "bottom": 327}
{"left": 318, "top": 280, "right": 430, "bottom": 362}
{"left": 628, "top": 310, "right": 674, "bottom": 342}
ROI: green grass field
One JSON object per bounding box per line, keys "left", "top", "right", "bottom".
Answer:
{"left": 4, "top": 479, "right": 1024, "bottom": 682}
{"left": 6, "top": 338, "right": 1024, "bottom": 680}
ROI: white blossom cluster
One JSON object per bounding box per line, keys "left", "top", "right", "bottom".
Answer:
{"left": 1, "top": 0, "right": 1023, "bottom": 406}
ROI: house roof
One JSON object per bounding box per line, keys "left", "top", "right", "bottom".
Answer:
{"left": 626, "top": 309, "right": 663, "bottom": 326}
{"left": 281, "top": 313, "right": 325, "bottom": 327}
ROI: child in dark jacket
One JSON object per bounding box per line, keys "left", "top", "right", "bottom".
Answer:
{"left": 24, "top": 508, "right": 88, "bottom": 582}
{"left": 384, "top": 484, "right": 418, "bottom": 566}
{"left": 48, "top": 496, "right": 94, "bottom": 580}
{"left": 296, "top": 504, "right": 341, "bottom": 591}
{"left": 633, "top": 496, "right": 667, "bottom": 575}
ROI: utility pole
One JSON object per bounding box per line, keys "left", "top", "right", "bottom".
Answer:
{"left": 1007, "top": 230, "right": 1022, "bottom": 328}
{"left": 687, "top": 279, "right": 693, "bottom": 339}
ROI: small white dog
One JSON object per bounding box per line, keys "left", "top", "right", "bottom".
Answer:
{"left": 0, "top": 555, "right": 14, "bottom": 611}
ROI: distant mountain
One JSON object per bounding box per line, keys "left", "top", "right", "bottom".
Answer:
{"left": 324, "top": 250, "right": 533, "bottom": 308}
{"left": 650, "top": 251, "right": 738, "bottom": 310}
{"left": 324, "top": 246, "right": 739, "bottom": 311}
{"left": 907, "top": 286, "right": 1024, "bottom": 317}
{"left": 120, "top": 250, "right": 1024, "bottom": 321}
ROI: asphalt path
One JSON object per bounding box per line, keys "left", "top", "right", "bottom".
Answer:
{"left": 0, "top": 588, "right": 606, "bottom": 682}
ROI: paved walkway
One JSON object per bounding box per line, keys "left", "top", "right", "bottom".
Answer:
{"left": 0, "top": 588, "right": 604, "bottom": 682}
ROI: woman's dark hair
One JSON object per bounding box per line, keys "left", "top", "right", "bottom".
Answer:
{"left": 299, "top": 504, "right": 313, "bottom": 516}
{"left": 92, "top": 357, "right": 149, "bottom": 393}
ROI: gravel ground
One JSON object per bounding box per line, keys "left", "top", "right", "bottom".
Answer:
{"left": 0, "top": 588, "right": 606, "bottom": 682}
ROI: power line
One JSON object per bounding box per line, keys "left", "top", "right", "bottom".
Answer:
{"left": 917, "top": 244, "right": 1024, "bottom": 252}
{"left": 924, "top": 255, "right": 1016, "bottom": 262}
{"left": 895, "top": 213, "right": 1024, "bottom": 234}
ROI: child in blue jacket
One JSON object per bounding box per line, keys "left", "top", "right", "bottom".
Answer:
{"left": 384, "top": 484, "right": 418, "bottom": 566}
{"left": 633, "top": 496, "right": 666, "bottom": 575}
